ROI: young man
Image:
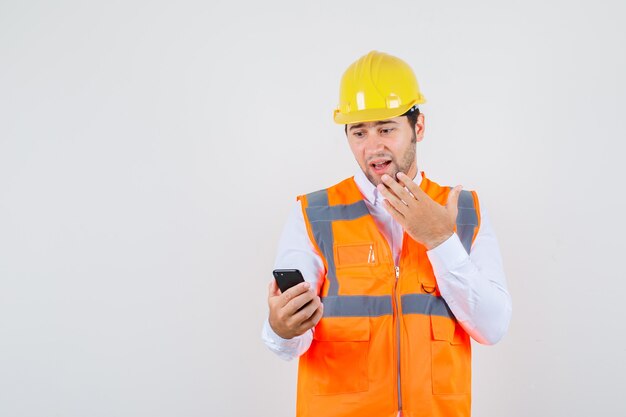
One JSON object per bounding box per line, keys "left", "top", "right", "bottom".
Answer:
{"left": 262, "top": 51, "right": 512, "bottom": 417}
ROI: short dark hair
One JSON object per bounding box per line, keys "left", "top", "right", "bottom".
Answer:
{"left": 404, "top": 105, "right": 421, "bottom": 129}
{"left": 344, "top": 105, "right": 421, "bottom": 135}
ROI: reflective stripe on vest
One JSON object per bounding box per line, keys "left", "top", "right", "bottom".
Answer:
{"left": 321, "top": 293, "right": 455, "bottom": 319}
{"left": 454, "top": 188, "right": 478, "bottom": 254}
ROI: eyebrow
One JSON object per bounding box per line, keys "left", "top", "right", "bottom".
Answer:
{"left": 348, "top": 120, "right": 398, "bottom": 132}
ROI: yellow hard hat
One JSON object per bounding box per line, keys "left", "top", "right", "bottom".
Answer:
{"left": 333, "top": 51, "right": 426, "bottom": 125}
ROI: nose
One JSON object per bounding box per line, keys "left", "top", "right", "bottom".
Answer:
{"left": 364, "top": 131, "right": 386, "bottom": 154}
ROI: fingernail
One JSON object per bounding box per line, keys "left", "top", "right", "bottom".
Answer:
{"left": 304, "top": 282, "right": 310, "bottom": 289}
{"left": 382, "top": 174, "right": 390, "bottom": 181}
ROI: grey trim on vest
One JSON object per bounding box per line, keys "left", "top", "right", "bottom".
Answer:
{"left": 306, "top": 189, "right": 329, "bottom": 207}
{"left": 457, "top": 224, "right": 475, "bottom": 255}
{"left": 401, "top": 293, "right": 455, "bottom": 319}
{"left": 457, "top": 205, "right": 478, "bottom": 226}
{"left": 453, "top": 189, "right": 479, "bottom": 255}
{"left": 304, "top": 189, "right": 339, "bottom": 296}
{"left": 320, "top": 293, "right": 456, "bottom": 320}
{"left": 306, "top": 201, "right": 370, "bottom": 223}
{"left": 321, "top": 295, "right": 393, "bottom": 317}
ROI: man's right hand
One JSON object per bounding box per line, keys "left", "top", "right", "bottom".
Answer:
{"left": 267, "top": 279, "right": 324, "bottom": 340}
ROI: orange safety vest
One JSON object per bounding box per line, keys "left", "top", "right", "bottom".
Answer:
{"left": 295, "top": 172, "right": 481, "bottom": 417}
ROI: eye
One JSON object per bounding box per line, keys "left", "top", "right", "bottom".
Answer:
{"left": 353, "top": 131, "right": 365, "bottom": 138}
{"left": 381, "top": 128, "right": 395, "bottom": 134}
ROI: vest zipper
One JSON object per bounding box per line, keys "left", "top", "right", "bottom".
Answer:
{"left": 368, "top": 208, "right": 404, "bottom": 415}
{"left": 393, "top": 265, "right": 403, "bottom": 415}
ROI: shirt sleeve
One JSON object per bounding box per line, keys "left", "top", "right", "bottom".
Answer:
{"left": 261, "top": 199, "right": 325, "bottom": 360}
{"left": 426, "top": 203, "right": 512, "bottom": 345}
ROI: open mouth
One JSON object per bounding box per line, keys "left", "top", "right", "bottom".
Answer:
{"left": 370, "top": 159, "right": 392, "bottom": 173}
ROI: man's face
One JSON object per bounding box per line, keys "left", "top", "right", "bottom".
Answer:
{"left": 346, "top": 114, "right": 425, "bottom": 186}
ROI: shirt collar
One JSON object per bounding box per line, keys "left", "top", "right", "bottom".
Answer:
{"left": 354, "top": 166, "right": 423, "bottom": 206}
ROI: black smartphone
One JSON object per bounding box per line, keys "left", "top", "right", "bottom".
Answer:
{"left": 273, "top": 269, "right": 305, "bottom": 293}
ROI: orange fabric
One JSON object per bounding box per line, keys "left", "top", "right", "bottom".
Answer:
{"left": 295, "top": 173, "right": 480, "bottom": 417}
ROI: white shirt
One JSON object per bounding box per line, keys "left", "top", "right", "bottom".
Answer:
{"left": 262, "top": 168, "right": 512, "bottom": 361}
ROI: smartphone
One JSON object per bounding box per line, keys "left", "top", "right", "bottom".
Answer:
{"left": 273, "top": 269, "right": 305, "bottom": 293}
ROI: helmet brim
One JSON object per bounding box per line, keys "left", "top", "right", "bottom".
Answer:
{"left": 333, "top": 98, "right": 426, "bottom": 125}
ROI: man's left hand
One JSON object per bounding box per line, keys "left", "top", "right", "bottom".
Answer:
{"left": 377, "top": 172, "right": 462, "bottom": 250}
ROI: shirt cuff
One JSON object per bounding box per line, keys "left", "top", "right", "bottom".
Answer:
{"left": 262, "top": 318, "right": 300, "bottom": 349}
{"left": 426, "top": 232, "right": 470, "bottom": 275}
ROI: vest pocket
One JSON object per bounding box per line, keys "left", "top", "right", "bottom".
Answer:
{"left": 430, "top": 315, "right": 471, "bottom": 395}
{"left": 334, "top": 242, "right": 379, "bottom": 268}
{"left": 310, "top": 318, "right": 370, "bottom": 395}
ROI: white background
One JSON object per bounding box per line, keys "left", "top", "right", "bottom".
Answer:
{"left": 1, "top": 0, "right": 625, "bottom": 416}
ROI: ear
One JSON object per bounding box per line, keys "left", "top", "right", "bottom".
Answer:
{"left": 415, "top": 113, "right": 425, "bottom": 143}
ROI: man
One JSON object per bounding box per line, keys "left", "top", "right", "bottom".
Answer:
{"left": 262, "top": 51, "right": 512, "bottom": 417}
